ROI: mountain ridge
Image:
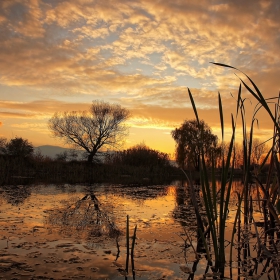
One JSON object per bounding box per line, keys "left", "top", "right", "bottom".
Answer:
{"left": 34, "top": 145, "right": 82, "bottom": 159}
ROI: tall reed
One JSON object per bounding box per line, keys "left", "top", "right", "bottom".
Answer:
{"left": 188, "top": 62, "right": 280, "bottom": 273}
{"left": 189, "top": 88, "right": 236, "bottom": 271}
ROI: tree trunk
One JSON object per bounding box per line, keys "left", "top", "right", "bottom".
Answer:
{"left": 87, "top": 153, "right": 94, "bottom": 163}
{"left": 195, "top": 154, "right": 200, "bottom": 172}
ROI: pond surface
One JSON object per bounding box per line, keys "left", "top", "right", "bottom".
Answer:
{"left": 0, "top": 182, "right": 277, "bottom": 279}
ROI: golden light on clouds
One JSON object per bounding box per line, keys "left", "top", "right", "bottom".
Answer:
{"left": 0, "top": 0, "right": 279, "bottom": 155}
{"left": 128, "top": 116, "right": 176, "bottom": 130}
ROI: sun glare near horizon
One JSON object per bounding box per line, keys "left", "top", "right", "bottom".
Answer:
{"left": 0, "top": 0, "right": 279, "bottom": 156}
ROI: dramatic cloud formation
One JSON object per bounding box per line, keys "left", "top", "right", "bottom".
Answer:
{"left": 0, "top": 0, "right": 279, "bottom": 155}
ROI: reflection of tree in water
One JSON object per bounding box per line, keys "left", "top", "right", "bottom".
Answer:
{"left": 173, "top": 181, "right": 220, "bottom": 278}
{"left": 46, "top": 192, "right": 121, "bottom": 240}
{"left": 1, "top": 185, "right": 32, "bottom": 206}
{"left": 172, "top": 180, "right": 205, "bottom": 228}
{"left": 172, "top": 180, "right": 214, "bottom": 275}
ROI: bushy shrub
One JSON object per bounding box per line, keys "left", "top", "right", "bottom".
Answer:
{"left": 0, "top": 137, "right": 34, "bottom": 158}
{"left": 106, "top": 143, "right": 171, "bottom": 167}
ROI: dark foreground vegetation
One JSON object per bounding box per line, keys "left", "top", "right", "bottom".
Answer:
{"left": 0, "top": 143, "right": 181, "bottom": 185}
{"left": 184, "top": 63, "right": 280, "bottom": 277}
{"left": 0, "top": 136, "right": 273, "bottom": 187}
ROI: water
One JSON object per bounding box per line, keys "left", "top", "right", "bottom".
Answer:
{"left": 0, "top": 182, "right": 278, "bottom": 279}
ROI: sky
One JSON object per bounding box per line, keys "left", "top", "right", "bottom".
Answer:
{"left": 0, "top": 0, "right": 279, "bottom": 157}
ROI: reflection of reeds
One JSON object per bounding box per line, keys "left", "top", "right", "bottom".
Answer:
{"left": 126, "top": 215, "right": 130, "bottom": 273}
{"left": 122, "top": 215, "right": 137, "bottom": 278}
{"left": 186, "top": 63, "right": 280, "bottom": 275}
{"left": 112, "top": 215, "right": 137, "bottom": 278}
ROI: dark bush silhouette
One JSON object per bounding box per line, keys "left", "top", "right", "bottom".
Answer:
{"left": 1, "top": 137, "right": 34, "bottom": 158}
{"left": 106, "top": 143, "right": 171, "bottom": 167}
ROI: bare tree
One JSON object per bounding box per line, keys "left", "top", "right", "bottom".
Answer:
{"left": 234, "top": 142, "right": 243, "bottom": 169}
{"left": 48, "top": 101, "right": 130, "bottom": 163}
{"left": 251, "top": 138, "right": 268, "bottom": 165}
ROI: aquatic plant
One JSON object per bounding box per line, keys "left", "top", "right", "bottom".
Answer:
{"left": 187, "top": 63, "right": 280, "bottom": 274}
{"left": 124, "top": 215, "right": 137, "bottom": 277}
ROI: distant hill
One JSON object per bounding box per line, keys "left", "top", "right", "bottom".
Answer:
{"left": 34, "top": 145, "right": 83, "bottom": 159}
{"left": 34, "top": 145, "right": 176, "bottom": 165}
{"left": 34, "top": 145, "right": 109, "bottom": 161}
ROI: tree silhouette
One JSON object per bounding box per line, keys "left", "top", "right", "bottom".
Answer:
{"left": 48, "top": 100, "right": 130, "bottom": 163}
{"left": 4, "top": 137, "right": 34, "bottom": 158}
{"left": 171, "top": 119, "right": 221, "bottom": 170}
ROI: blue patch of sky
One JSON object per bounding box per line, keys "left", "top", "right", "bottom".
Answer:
{"left": 148, "top": 52, "right": 163, "bottom": 65}
{"left": 5, "top": 3, "right": 30, "bottom": 39}
{"left": 158, "top": 64, "right": 175, "bottom": 77}
{"left": 44, "top": 24, "right": 74, "bottom": 45}
{"left": 55, "top": 90, "right": 128, "bottom": 104}
{"left": 41, "top": 0, "right": 65, "bottom": 8}
{"left": 188, "top": 59, "right": 203, "bottom": 69}
{"left": 203, "top": 83, "right": 219, "bottom": 92}
{"left": 84, "top": 33, "right": 118, "bottom": 49}
{"left": 114, "top": 52, "right": 167, "bottom": 77}
{"left": 105, "top": 32, "right": 119, "bottom": 44}
{"left": 124, "top": 23, "right": 139, "bottom": 32}
{"left": 76, "top": 29, "right": 119, "bottom": 54}
{"left": 117, "top": 58, "right": 154, "bottom": 76}
{"left": 99, "top": 47, "right": 113, "bottom": 60}
{"left": 0, "top": 85, "right": 53, "bottom": 102}
{"left": 8, "top": 2, "right": 28, "bottom": 23}
{"left": 133, "top": 7, "right": 156, "bottom": 21}
{"left": 148, "top": 54, "right": 203, "bottom": 89}
{"left": 163, "top": 40, "right": 177, "bottom": 48}
{"left": 175, "top": 75, "right": 201, "bottom": 89}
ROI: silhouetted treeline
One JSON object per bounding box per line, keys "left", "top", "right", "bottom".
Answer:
{"left": 0, "top": 143, "right": 182, "bottom": 186}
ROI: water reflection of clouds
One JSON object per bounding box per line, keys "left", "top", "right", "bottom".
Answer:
{"left": 1, "top": 182, "right": 272, "bottom": 279}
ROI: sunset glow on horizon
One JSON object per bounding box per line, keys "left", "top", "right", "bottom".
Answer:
{"left": 0, "top": 0, "right": 279, "bottom": 157}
